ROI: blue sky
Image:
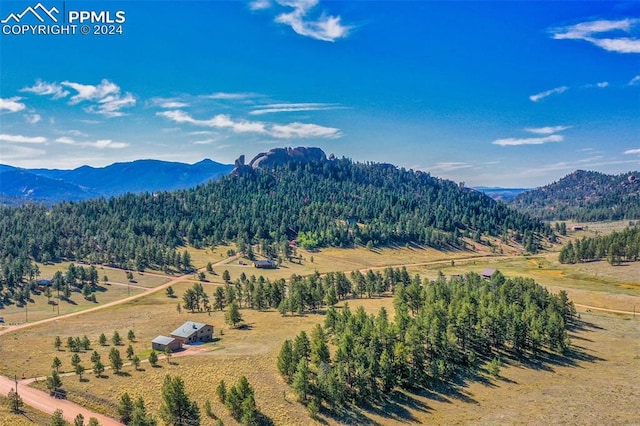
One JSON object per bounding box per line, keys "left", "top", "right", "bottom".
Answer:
{"left": 0, "top": 0, "right": 638, "bottom": 187}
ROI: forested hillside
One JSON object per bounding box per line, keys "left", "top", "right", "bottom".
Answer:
{"left": 0, "top": 156, "right": 551, "bottom": 284}
{"left": 510, "top": 170, "right": 640, "bottom": 221}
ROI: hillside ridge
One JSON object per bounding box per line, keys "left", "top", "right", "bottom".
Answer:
{"left": 510, "top": 169, "right": 640, "bottom": 221}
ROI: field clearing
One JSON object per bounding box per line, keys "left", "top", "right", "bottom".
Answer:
{"left": 561, "top": 220, "right": 634, "bottom": 236}
{"left": 35, "top": 262, "right": 171, "bottom": 289}
{"left": 184, "top": 244, "right": 236, "bottom": 269}
{"left": 0, "top": 283, "right": 145, "bottom": 326}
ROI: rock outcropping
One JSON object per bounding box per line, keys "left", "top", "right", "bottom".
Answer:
{"left": 232, "top": 147, "right": 328, "bottom": 175}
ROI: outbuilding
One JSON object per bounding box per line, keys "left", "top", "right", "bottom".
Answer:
{"left": 480, "top": 268, "right": 497, "bottom": 279}
{"left": 151, "top": 335, "right": 182, "bottom": 352}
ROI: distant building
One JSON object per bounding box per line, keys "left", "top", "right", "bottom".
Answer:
{"left": 480, "top": 268, "right": 497, "bottom": 279}
{"left": 151, "top": 335, "right": 182, "bottom": 352}
{"left": 170, "top": 321, "right": 213, "bottom": 345}
{"left": 36, "top": 278, "right": 53, "bottom": 290}
{"left": 254, "top": 259, "right": 277, "bottom": 269}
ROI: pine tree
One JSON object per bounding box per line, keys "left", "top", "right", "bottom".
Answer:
{"left": 159, "top": 375, "right": 201, "bottom": 426}
{"left": 225, "top": 301, "right": 243, "bottom": 328}
{"left": 50, "top": 409, "right": 66, "bottom": 426}
{"left": 149, "top": 350, "right": 158, "bottom": 367}
{"left": 292, "top": 359, "right": 311, "bottom": 401}
{"left": 216, "top": 380, "right": 227, "bottom": 403}
{"left": 54, "top": 336, "right": 62, "bottom": 351}
{"left": 118, "top": 392, "right": 134, "bottom": 424}
{"left": 52, "top": 357, "right": 62, "bottom": 372}
{"left": 7, "top": 388, "right": 23, "bottom": 413}
{"left": 277, "top": 340, "right": 295, "bottom": 383}
{"left": 112, "top": 331, "right": 122, "bottom": 346}
{"left": 109, "top": 348, "right": 123, "bottom": 374}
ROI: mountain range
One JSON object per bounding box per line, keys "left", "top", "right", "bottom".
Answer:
{"left": 0, "top": 159, "right": 233, "bottom": 205}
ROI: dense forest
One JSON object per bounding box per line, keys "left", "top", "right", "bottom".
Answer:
{"left": 559, "top": 226, "right": 640, "bottom": 265}
{"left": 510, "top": 170, "right": 640, "bottom": 221}
{"left": 0, "top": 158, "right": 551, "bottom": 291}
{"left": 277, "top": 271, "right": 574, "bottom": 411}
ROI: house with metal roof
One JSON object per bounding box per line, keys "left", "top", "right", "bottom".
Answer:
{"left": 169, "top": 321, "right": 213, "bottom": 345}
{"left": 254, "top": 259, "right": 277, "bottom": 269}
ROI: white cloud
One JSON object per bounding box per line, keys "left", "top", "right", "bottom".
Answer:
{"left": 88, "top": 92, "right": 136, "bottom": 117}
{"left": 24, "top": 113, "right": 42, "bottom": 124}
{"left": 157, "top": 109, "right": 342, "bottom": 139}
{"left": 529, "top": 86, "right": 569, "bottom": 102}
{"left": 492, "top": 135, "right": 564, "bottom": 146}
{"left": 270, "top": 122, "right": 342, "bottom": 138}
{"left": 629, "top": 75, "right": 640, "bottom": 86}
{"left": 624, "top": 148, "right": 640, "bottom": 155}
{"left": 148, "top": 97, "right": 190, "bottom": 108}
{"left": 20, "top": 79, "right": 69, "bottom": 99}
{"left": 551, "top": 18, "right": 640, "bottom": 54}
{"left": 596, "top": 81, "right": 609, "bottom": 88}
{"left": 274, "top": 0, "right": 351, "bottom": 42}
{"left": 250, "top": 102, "right": 345, "bottom": 115}
{"left": 59, "top": 129, "right": 88, "bottom": 137}
{"left": 55, "top": 137, "right": 129, "bottom": 149}
{"left": 204, "top": 92, "right": 255, "bottom": 100}
{"left": 0, "top": 133, "right": 47, "bottom": 143}
{"left": 193, "top": 138, "right": 219, "bottom": 145}
{"left": 250, "top": 0, "right": 272, "bottom": 10}
{"left": 0, "top": 97, "right": 26, "bottom": 113}
{"left": 60, "top": 79, "right": 136, "bottom": 117}
{"left": 429, "top": 162, "right": 473, "bottom": 172}
{"left": 62, "top": 79, "right": 119, "bottom": 104}
{"left": 524, "top": 125, "right": 572, "bottom": 135}
{"left": 161, "top": 101, "right": 189, "bottom": 108}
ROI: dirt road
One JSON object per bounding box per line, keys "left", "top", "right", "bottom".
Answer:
{"left": 0, "top": 375, "right": 122, "bottom": 425}
{"left": 574, "top": 303, "right": 638, "bottom": 316}
{"left": 0, "top": 255, "right": 238, "bottom": 423}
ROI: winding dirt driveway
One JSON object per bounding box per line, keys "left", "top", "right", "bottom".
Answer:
{"left": 0, "top": 256, "right": 238, "bottom": 424}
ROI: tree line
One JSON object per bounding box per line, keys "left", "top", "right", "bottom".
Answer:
{"left": 559, "top": 225, "right": 640, "bottom": 265}
{"left": 181, "top": 266, "right": 415, "bottom": 318}
{"left": 277, "top": 272, "right": 574, "bottom": 412}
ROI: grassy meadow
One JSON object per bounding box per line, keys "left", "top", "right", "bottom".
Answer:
{"left": 1, "top": 229, "right": 639, "bottom": 425}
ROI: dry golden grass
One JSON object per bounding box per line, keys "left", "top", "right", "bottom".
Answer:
{"left": 184, "top": 244, "right": 235, "bottom": 269}
{"left": 0, "top": 395, "right": 51, "bottom": 426}
{"left": 24, "top": 296, "right": 640, "bottom": 426}
{"left": 0, "top": 281, "right": 146, "bottom": 326}
{"left": 2, "top": 237, "right": 640, "bottom": 425}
